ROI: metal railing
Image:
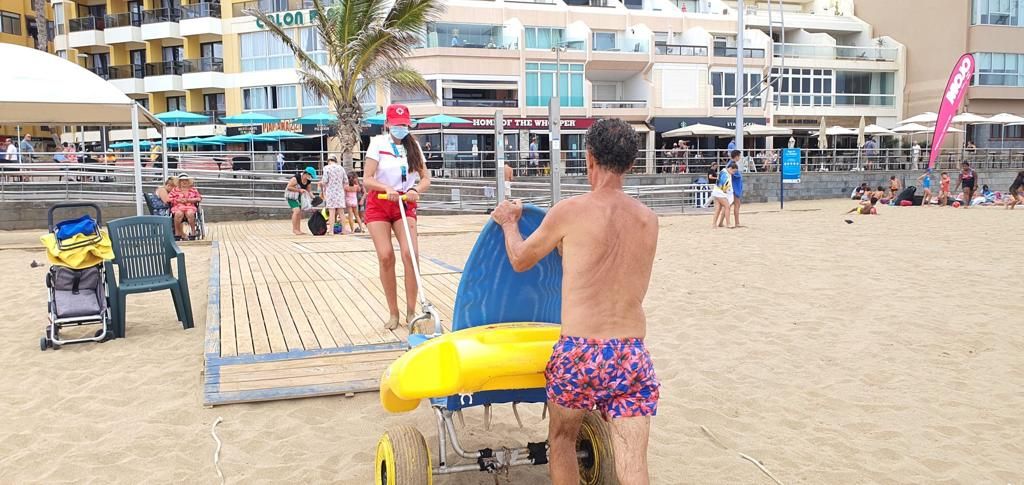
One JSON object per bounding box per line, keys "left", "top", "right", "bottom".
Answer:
{"left": 773, "top": 42, "right": 898, "bottom": 62}
{"left": 181, "top": 3, "right": 221, "bottom": 19}
{"left": 442, "top": 99, "right": 517, "bottom": 108}
{"left": 183, "top": 57, "right": 224, "bottom": 74}
{"left": 201, "top": 110, "right": 227, "bottom": 124}
{"left": 592, "top": 100, "right": 646, "bottom": 109}
{"left": 87, "top": 65, "right": 110, "bottom": 80}
{"left": 104, "top": 12, "right": 142, "bottom": 28}
{"left": 68, "top": 16, "right": 105, "bottom": 32}
{"left": 145, "top": 60, "right": 186, "bottom": 76}
{"left": 142, "top": 7, "right": 182, "bottom": 24}
{"left": 109, "top": 64, "right": 146, "bottom": 79}
{"left": 655, "top": 44, "right": 708, "bottom": 56}
{"left": 713, "top": 46, "right": 766, "bottom": 58}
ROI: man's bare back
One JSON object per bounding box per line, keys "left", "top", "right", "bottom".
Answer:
{"left": 553, "top": 190, "right": 657, "bottom": 339}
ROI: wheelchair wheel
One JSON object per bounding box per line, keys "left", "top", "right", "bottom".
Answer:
{"left": 577, "top": 412, "right": 618, "bottom": 485}
{"left": 374, "top": 426, "right": 431, "bottom": 485}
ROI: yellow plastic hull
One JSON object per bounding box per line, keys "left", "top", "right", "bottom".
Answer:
{"left": 380, "top": 323, "right": 560, "bottom": 413}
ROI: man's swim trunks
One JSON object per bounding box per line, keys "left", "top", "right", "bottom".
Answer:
{"left": 544, "top": 335, "right": 660, "bottom": 418}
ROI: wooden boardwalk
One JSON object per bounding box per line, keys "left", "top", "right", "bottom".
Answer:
{"left": 203, "top": 219, "right": 476, "bottom": 406}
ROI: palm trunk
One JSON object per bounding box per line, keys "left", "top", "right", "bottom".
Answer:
{"left": 33, "top": 0, "right": 48, "bottom": 51}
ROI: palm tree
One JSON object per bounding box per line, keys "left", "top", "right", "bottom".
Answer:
{"left": 32, "top": 0, "right": 48, "bottom": 51}
{"left": 249, "top": 0, "right": 443, "bottom": 164}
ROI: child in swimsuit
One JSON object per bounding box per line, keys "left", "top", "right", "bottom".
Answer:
{"left": 939, "top": 172, "right": 951, "bottom": 206}
{"left": 917, "top": 170, "right": 933, "bottom": 205}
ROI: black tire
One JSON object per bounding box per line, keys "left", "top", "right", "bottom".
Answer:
{"left": 577, "top": 412, "right": 618, "bottom": 485}
{"left": 40, "top": 337, "right": 48, "bottom": 351}
{"left": 374, "top": 426, "right": 431, "bottom": 485}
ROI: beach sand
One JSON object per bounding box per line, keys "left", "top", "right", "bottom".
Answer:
{"left": 1, "top": 199, "right": 1022, "bottom": 484}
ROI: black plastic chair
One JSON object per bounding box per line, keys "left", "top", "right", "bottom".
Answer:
{"left": 106, "top": 216, "right": 194, "bottom": 338}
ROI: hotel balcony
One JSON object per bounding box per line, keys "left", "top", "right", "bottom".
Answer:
{"left": 654, "top": 44, "right": 708, "bottom": 57}
{"left": 201, "top": 110, "right": 227, "bottom": 125}
{"left": 67, "top": 17, "right": 105, "bottom": 48}
{"left": 182, "top": 57, "right": 227, "bottom": 89}
{"left": 773, "top": 43, "right": 898, "bottom": 63}
{"left": 87, "top": 65, "right": 110, "bottom": 80}
{"left": 142, "top": 8, "right": 182, "bottom": 40}
{"left": 712, "top": 46, "right": 766, "bottom": 59}
{"left": 108, "top": 64, "right": 147, "bottom": 95}
{"left": 144, "top": 60, "right": 184, "bottom": 92}
{"left": 589, "top": 72, "right": 649, "bottom": 118}
{"left": 563, "top": 0, "right": 616, "bottom": 7}
{"left": 231, "top": 0, "right": 305, "bottom": 16}
{"left": 103, "top": 12, "right": 143, "bottom": 44}
{"left": 180, "top": 3, "right": 222, "bottom": 36}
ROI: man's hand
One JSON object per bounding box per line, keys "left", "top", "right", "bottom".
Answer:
{"left": 491, "top": 199, "right": 522, "bottom": 227}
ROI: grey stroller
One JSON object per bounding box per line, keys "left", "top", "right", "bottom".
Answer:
{"left": 40, "top": 203, "right": 114, "bottom": 351}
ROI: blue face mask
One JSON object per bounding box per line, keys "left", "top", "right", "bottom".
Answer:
{"left": 390, "top": 126, "right": 409, "bottom": 140}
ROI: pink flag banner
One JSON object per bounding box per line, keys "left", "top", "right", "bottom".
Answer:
{"left": 929, "top": 53, "right": 976, "bottom": 169}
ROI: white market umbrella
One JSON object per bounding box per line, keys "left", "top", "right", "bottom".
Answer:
{"left": 744, "top": 124, "right": 792, "bottom": 136}
{"left": 857, "top": 117, "right": 866, "bottom": 169}
{"left": 892, "top": 123, "right": 932, "bottom": 134}
{"left": 986, "top": 113, "right": 1024, "bottom": 148}
{"left": 951, "top": 112, "right": 991, "bottom": 124}
{"left": 663, "top": 123, "right": 734, "bottom": 137}
{"left": 863, "top": 124, "right": 896, "bottom": 135}
{"left": 899, "top": 112, "right": 938, "bottom": 125}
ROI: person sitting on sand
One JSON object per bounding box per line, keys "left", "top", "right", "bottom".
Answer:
{"left": 874, "top": 186, "right": 888, "bottom": 204}
{"left": 491, "top": 118, "right": 659, "bottom": 485}
{"left": 1007, "top": 171, "right": 1024, "bottom": 210}
{"left": 851, "top": 183, "right": 869, "bottom": 200}
{"left": 169, "top": 173, "right": 202, "bottom": 240}
{"left": 846, "top": 196, "right": 879, "bottom": 215}
{"left": 917, "top": 170, "right": 933, "bottom": 206}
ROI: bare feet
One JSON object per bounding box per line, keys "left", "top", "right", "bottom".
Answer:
{"left": 384, "top": 314, "right": 400, "bottom": 330}
{"left": 292, "top": 230, "right": 303, "bottom": 235}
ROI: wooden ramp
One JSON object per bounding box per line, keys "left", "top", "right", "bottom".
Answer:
{"left": 203, "top": 220, "right": 466, "bottom": 406}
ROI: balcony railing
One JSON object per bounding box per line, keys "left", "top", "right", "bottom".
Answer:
{"left": 88, "top": 65, "right": 110, "bottom": 80}
{"left": 563, "top": 0, "right": 613, "bottom": 6}
{"left": 104, "top": 12, "right": 142, "bottom": 28}
{"left": 145, "top": 60, "right": 186, "bottom": 76}
{"left": 655, "top": 44, "right": 708, "bottom": 56}
{"left": 442, "top": 99, "right": 517, "bottom": 108}
{"left": 506, "top": 0, "right": 555, "bottom": 4}
{"left": 592, "top": 100, "right": 647, "bottom": 109}
{"left": 142, "top": 7, "right": 182, "bottom": 24}
{"left": 202, "top": 109, "right": 226, "bottom": 124}
{"left": 109, "top": 64, "right": 146, "bottom": 79}
{"left": 232, "top": 0, "right": 305, "bottom": 16}
{"left": 773, "top": 43, "right": 898, "bottom": 62}
{"left": 68, "top": 16, "right": 105, "bottom": 32}
{"left": 181, "top": 3, "right": 221, "bottom": 19}
{"left": 713, "top": 46, "right": 765, "bottom": 58}
{"left": 183, "top": 57, "right": 224, "bottom": 73}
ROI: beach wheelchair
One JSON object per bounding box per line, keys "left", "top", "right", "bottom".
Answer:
{"left": 145, "top": 192, "right": 207, "bottom": 240}
{"left": 374, "top": 205, "right": 618, "bottom": 484}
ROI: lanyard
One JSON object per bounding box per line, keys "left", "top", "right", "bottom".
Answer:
{"left": 390, "top": 141, "right": 408, "bottom": 183}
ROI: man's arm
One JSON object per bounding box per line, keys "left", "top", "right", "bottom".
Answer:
{"left": 493, "top": 200, "right": 566, "bottom": 272}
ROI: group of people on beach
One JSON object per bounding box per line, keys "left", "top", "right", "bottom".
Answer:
{"left": 149, "top": 174, "right": 202, "bottom": 240}
{"left": 847, "top": 162, "right": 1024, "bottom": 214}
{"left": 284, "top": 157, "right": 367, "bottom": 236}
{"left": 707, "top": 150, "right": 745, "bottom": 228}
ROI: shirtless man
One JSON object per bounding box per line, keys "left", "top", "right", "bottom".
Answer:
{"left": 490, "top": 119, "right": 660, "bottom": 484}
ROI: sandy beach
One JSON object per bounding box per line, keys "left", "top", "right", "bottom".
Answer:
{"left": 1, "top": 198, "right": 1022, "bottom": 484}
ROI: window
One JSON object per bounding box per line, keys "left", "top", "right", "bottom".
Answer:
{"left": 1, "top": 11, "right": 21, "bottom": 35}
{"left": 711, "top": 71, "right": 763, "bottom": 108}
{"left": 162, "top": 45, "right": 184, "bottom": 62}
{"left": 204, "top": 93, "right": 225, "bottom": 111}
{"left": 592, "top": 32, "right": 618, "bottom": 51}
{"left": 990, "top": 124, "right": 1024, "bottom": 139}
{"left": 239, "top": 30, "right": 296, "bottom": 72}
{"left": 200, "top": 41, "right": 223, "bottom": 59}
{"left": 835, "top": 71, "right": 895, "bottom": 106}
{"left": 54, "top": 3, "right": 64, "bottom": 35}
{"left": 525, "top": 63, "right": 584, "bottom": 107}
{"left": 771, "top": 68, "right": 834, "bottom": 107}
{"left": 674, "top": 0, "right": 699, "bottom": 11}
{"left": 302, "top": 86, "right": 328, "bottom": 114}
{"left": 526, "top": 27, "right": 567, "bottom": 50}
{"left": 976, "top": 52, "right": 1024, "bottom": 87}
{"left": 57, "top": 50, "right": 67, "bottom": 59}
{"left": 425, "top": 22, "right": 504, "bottom": 49}
{"left": 299, "top": 27, "right": 327, "bottom": 65}
{"left": 243, "top": 85, "right": 298, "bottom": 117}
{"left": 973, "top": 0, "right": 1022, "bottom": 26}
{"left": 135, "top": 98, "right": 149, "bottom": 110}
{"left": 391, "top": 80, "right": 437, "bottom": 104}
{"left": 166, "top": 96, "right": 186, "bottom": 112}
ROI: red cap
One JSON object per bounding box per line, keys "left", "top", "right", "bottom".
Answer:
{"left": 386, "top": 104, "right": 411, "bottom": 126}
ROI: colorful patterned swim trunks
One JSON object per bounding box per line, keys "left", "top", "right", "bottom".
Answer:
{"left": 544, "top": 335, "right": 660, "bottom": 419}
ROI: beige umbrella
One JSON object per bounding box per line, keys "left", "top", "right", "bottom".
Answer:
{"left": 744, "top": 124, "right": 793, "bottom": 136}
{"left": 863, "top": 124, "right": 896, "bottom": 135}
{"left": 899, "top": 112, "right": 938, "bottom": 124}
{"left": 662, "top": 123, "right": 734, "bottom": 137}
{"left": 816, "top": 117, "right": 828, "bottom": 171}
{"left": 857, "top": 116, "right": 867, "bottom": 169}
{"left": 986, "top": 113, "right": 1024, "bottom": 148}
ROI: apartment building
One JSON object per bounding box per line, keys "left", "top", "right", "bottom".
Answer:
{"left": 857, "top": 0, "right": 1024, "bottom": 149}
{"left": 46, "top": 0, "right": 906, "bottom": 154}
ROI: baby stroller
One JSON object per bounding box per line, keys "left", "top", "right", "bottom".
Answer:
{"left": 40, "top": 203, "right": 114, "bottom": 351}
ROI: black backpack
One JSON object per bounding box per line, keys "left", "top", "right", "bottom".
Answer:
{"left": 307, "top": 210, "right": 327, "bottom": 236}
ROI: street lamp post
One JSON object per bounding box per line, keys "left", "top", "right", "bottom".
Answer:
{"left": 549, "top": 43, "right": 568, "bottom": 206}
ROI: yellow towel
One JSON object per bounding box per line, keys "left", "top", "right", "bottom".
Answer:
{"left": 40, "top": 231, "right": 115, "bottom": 269}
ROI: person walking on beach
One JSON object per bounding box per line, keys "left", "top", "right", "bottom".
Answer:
{"left": 711, "top": 161, "right": 737, "bottom": 228}
{"left": 491, "top": 118, "right": 659, "bottom": 485}
{"left": 363, "top": 104, "right": 431, "bottom": 330}
{"left": 939, "top": 172, "right": 952, "bottom": 206}
{"left": 344, "top": 171, "right": 365, "bottom": 233}
{"left": 320, "top": 155, "right": 347, "bottom": 235}
{"left": 955, "top": 162, "right": 978, "bottom": 207}
{"left": 730, "top": 150, "right": 744, "bottom": 227}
